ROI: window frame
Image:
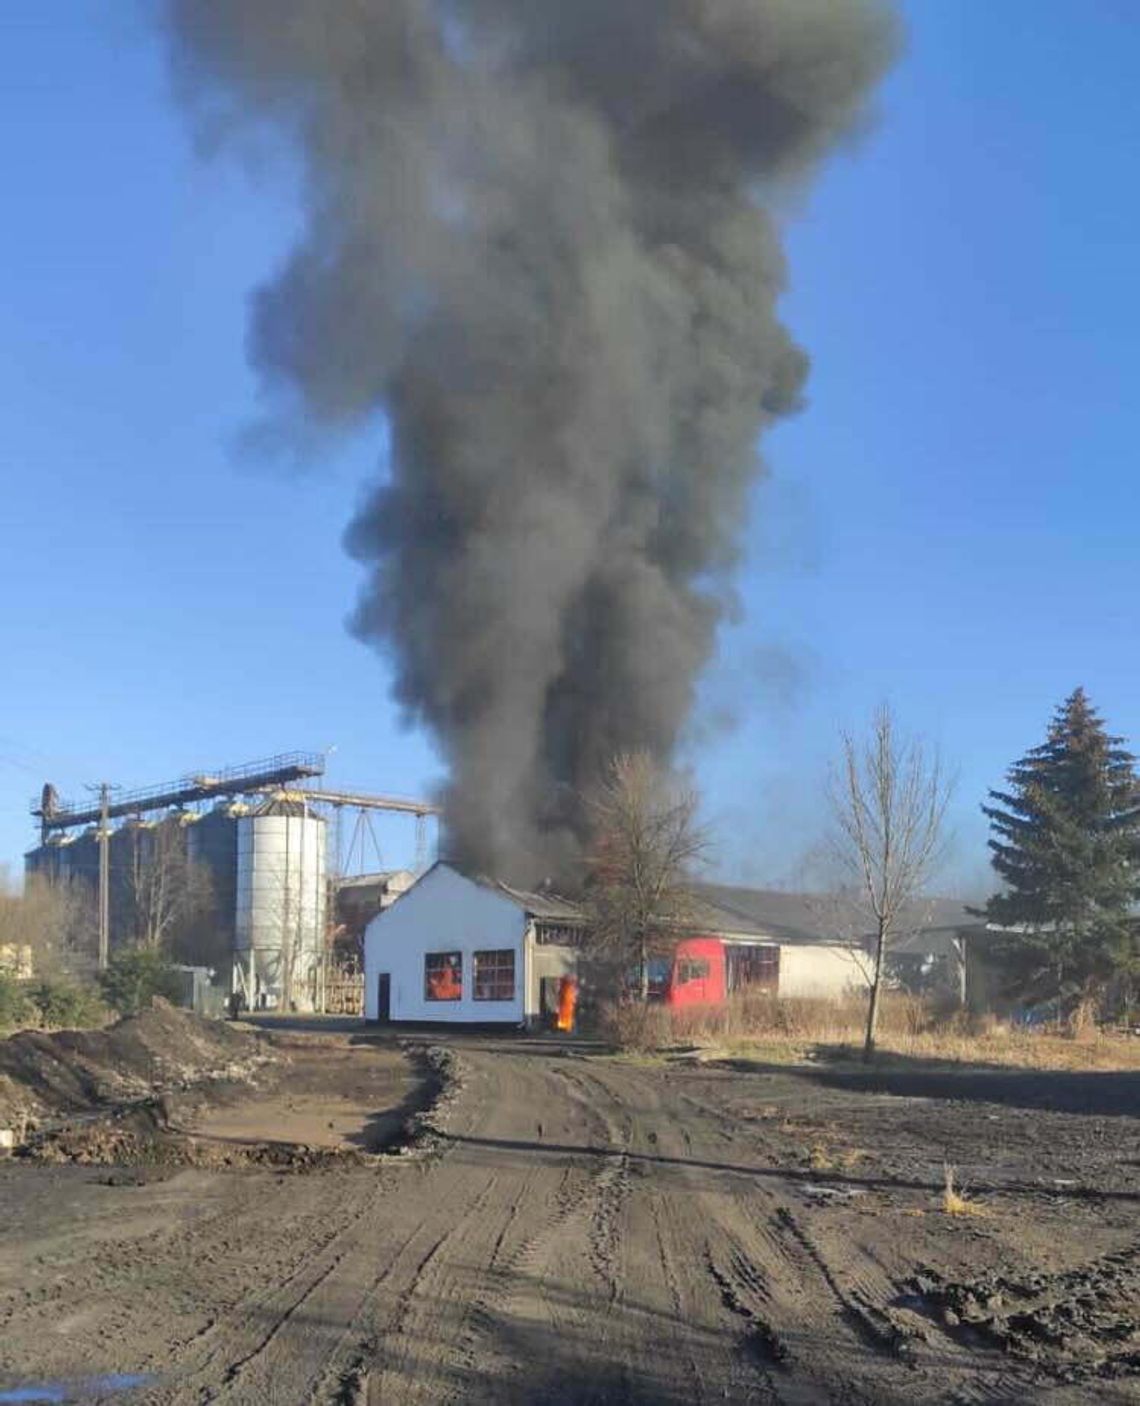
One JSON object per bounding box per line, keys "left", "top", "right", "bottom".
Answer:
{"left": 424, "top": 950, "right": 463, "bottom": 1002}
{"left": 472, "top": 948, "right": 516, "bottom": 1003}
{"left": 535, "top": 923, "right": 584, "bottom": 948}
{"left": 677, "top": 957, "right": 711, "bottom": 984}
{"left": 728, "top": 943, "right": 780, "bottom": 990}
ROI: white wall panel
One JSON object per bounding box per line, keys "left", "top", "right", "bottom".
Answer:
{"left": 364, "top": 864, "right": 526, "bottom": 1024}
{"left": 778, "top": 944, "right": 862, "bottom": 999}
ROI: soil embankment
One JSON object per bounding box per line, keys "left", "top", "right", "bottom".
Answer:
{"left": 0, "top": 1001, "right": 268, "bottom": 1127}
{"left": 0, "top": 1003, "right": 427, "bottom": 1168}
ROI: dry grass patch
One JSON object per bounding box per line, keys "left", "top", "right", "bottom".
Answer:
{"left": 942, "top": 1164, "right": 988, "bottom": 1218}
{"left": 857, "top": 1027, "right": 1140, "bottom": 1072}
{"left": 597, "top": 991, "right": 1140, "bottom": 1073}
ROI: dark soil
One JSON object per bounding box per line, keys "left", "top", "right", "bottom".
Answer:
{"left": 0, "top": 1004, "right": 426, "bottom": 1170}
{"left": 0, "top": 1000, "right": 270, "bottom": 1127}
{"left": 0, "top": 1026, "right": 1137, "bottom": 1404}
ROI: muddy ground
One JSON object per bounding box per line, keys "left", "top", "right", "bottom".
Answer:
{"left": 0, "top": 1020, "right": 1137, "bottom": 1405}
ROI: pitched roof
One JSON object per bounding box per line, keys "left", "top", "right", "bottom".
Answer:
{"left": 463, "top": 869, "right": 585, "bottom": 923}
{"left": 692, "top": 885, "right": 981, "bottom": 946}
{"left": 336, "top": 869, "right": 413, "bottom": 892}
{"left": 432, "top": 862, "right": 982, "bottom": 946}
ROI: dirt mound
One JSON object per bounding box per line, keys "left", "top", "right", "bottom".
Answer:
{"left": 0, "top": 1000, "right": 269, "bottom": 1127}
{"left": 910, "top": 1244, "right": 1140, "bottom": 1383}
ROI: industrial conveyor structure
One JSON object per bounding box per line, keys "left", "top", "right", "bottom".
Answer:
{"left": 32, "top": 753, "right": 327, "bottom": 840}
{"left": 28, "top": 752, "right": 441, "bottom": 983}
{"left": 32, "top": 756, "right": 440, "bottom": 851}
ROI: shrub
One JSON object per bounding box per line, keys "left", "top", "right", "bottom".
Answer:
{"left": 0, "top": 973, "right": 34, "bottom": 1032}
{"left": 599, "top": 1000, "right": 676, "bottom": 1052}
{"left": 597, "top": 989, "right": 960, "bottom": 1053}
{"left": 97, "top": 948, "right": 184, "bottom": 1016}
{"left": 26, "top": 978, "right": 109, "bottom": 1030}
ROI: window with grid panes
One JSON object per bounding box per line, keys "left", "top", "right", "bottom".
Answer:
{"left": 473, "top": 949, "right": 515, "bottom": 1001}
{"left": 424, "top": 951, "right": 462, "bottom": 1001}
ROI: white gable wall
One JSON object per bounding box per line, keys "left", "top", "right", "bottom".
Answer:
{"left": 363, "top": 863, "right": 528, "bottom": 1023}
{"left": 778, "top": 944, "right": 863, "bottom": 999}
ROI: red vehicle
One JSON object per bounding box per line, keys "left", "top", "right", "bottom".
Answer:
{"left": 644, "top": 937, "right": 780, "bottom": 1006}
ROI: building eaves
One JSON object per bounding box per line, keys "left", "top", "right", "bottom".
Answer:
{"left": 456, "top": 867, "right": 585, "bottom": 924}
{"left": 443, "top": 863, "right": 979, "bottom": 945}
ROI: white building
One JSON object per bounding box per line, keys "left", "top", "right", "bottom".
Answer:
{"left": 685, "top": 884, "right": 864, "bottom": 1000}
{"left": 363, "top": 863, "right": 582, "bottom": 1026}
{"left": 362, "top": 865, "right": 974, "bottom": 1024}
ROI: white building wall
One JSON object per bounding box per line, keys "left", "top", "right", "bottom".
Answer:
{"left": 364, "top": 864, "right": 527, "bottom": 1024}
{"left": 778, "top": 944, "right": 862, "bottom": 999}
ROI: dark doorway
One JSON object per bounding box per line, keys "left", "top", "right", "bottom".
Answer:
{"left": 376, "top": 973, "right": 391, "bottom": 1023}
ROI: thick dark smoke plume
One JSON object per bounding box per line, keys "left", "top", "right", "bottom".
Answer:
{"left": 167, "top": 0, "right": 898, "bottom": 884}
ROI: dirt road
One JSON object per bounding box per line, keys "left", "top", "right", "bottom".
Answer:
{"left": 2, "top": 1033, "right": 1138, "bottom": 1404}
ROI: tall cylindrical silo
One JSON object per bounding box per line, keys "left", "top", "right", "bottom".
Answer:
{"left": 186, "top": 801, "right": 243, "bottom": 972}
{"left": 235, "top": 796, "right": 326, "bottom": 1012}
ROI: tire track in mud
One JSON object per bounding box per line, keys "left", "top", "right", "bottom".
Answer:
{"left": 320, "top": 1056, "right": 628, "bottom": 1404}
{"left": 405, "top": 1063, "right": 639, "bottom": 1399}
{"left": 134, "top": 1175, "right": 410, "bottom": 1403}
{"left": 549, "top": 1060, "right": 779, "bottom": 1404}
{"left": 649, "top": 1197, "right": 719, "bottom": 1404}
{"left": 407, "top": 1055, "right": 738, "bottom": 1401}
{"left": 127, "top": 1055, "right": 479, "bottom": 1404}
{"left": 12, "top": 1038, "right": 1124, "bottom": 1405}
{"left": 316, "top": 1220, "right": 455, "bottom": 1406}
{"left": 444, "top": 1054, "right": 1059, "bottom": 1406}
{"left": 540, "top": 1063, "right": 634, "bottom": 1308}
{"left": 577, "top": 1059, "right": 929, "bottom": 1403}
{"left": 151, "top": 1053, "right": 538, "bottom": 1404}
{"left": 238, "top": 1214, "right": 469, "bottom": 1405}
{"left": 699, "top": 1196, "right": 917, "bottom": 1406}
{"left": 361, "top": 1172, "right": 519, "bottom": 1403}
{"left": 159, "top": 1199, "right": 459, "bottom": 1403}
{"left": 2, "top": 1171, "right": 381, "bottom": 1387}
{"left": 588, "top": 1059, "right": 1058, "bottom": 1406}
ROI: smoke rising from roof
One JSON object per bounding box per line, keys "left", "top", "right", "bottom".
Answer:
{"left": 166, "top": 0, "right": 898, "bottom": 884}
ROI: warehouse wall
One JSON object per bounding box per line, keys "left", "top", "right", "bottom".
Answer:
{"left": 778, "top": 944, "right": 863, "bottom": 999}
{"left": 364, "top": 864, "right": 526, "bottom": 1024}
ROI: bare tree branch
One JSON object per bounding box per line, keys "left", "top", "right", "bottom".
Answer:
{"left": 827, "top": 704, "right": 953, "bottom": 1060}
{"left": 581, "top": 753, "right": 709, "bottom": 1001}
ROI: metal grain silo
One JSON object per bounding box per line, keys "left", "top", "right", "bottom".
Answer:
{"left": 24, "top": 833, "right": 72, "bottom": 885}
{"left": 186, "top": 801, "right": 243, "bottom": 964}
{"left": 234, "top": 795, "right": 326, "bottom": 1012}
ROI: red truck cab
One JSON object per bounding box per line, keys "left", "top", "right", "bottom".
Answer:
{"left": 668, "top": 936, "right": 727, "bottom": 1005}
{"left": 637, "top": 936, "right": 779, "bottom": 1005}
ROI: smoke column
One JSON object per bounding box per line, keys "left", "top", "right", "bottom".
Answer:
{"left": 167, "top": 0, "right": 898, "bottom": 884}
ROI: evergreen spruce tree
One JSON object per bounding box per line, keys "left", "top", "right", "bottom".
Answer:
{"left": 981, "top": 688, "right": 1140, "bottom": 1007}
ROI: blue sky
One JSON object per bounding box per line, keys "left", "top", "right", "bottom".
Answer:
{"left": 2, "top": 3, "right": 1138, "bottom": 892}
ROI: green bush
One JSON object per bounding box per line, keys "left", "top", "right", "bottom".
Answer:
{"left": 26, "top": 979, "right": 108, "bottom": 1030}
{"left": 0, "top": 973, "right": 34, "bottom": 1032}
{"left": 97, "top": 948, "right": 184, "bottom": 1016}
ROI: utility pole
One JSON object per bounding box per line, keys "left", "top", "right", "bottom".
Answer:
{"left": 95, "top": 782, "right": 112, "bottom": 970}
{"left": 415, "top": 813, "right": 428, "bottom": 875}
{"left": 82, "top": 779, "right": 121, "bottom": 971}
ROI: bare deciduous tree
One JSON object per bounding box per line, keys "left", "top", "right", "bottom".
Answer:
{"left": 125, "top": 819, "right": 214, "bottom": 954}
{"left": 582, "top": 753, "right": 708, "bottom": 1001}
{"left": 828, "top": 705, "right": 953, "bottom": 1061}
{"left": 0, "top": 868, "right": 94, "bottom": 980}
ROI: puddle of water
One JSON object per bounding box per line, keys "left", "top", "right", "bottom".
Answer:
{"left": 0, "top": 1375, "right": 154, "bottom": 1403}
